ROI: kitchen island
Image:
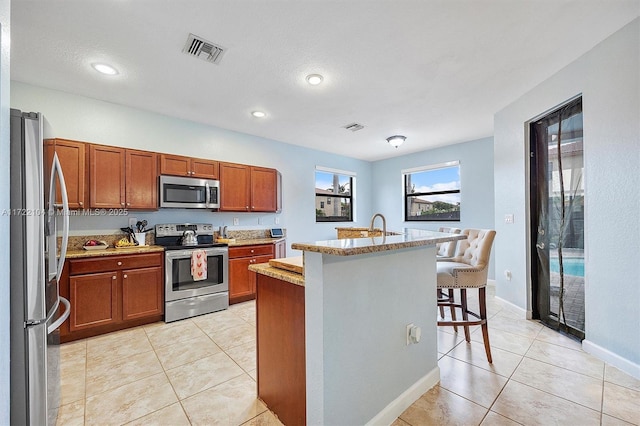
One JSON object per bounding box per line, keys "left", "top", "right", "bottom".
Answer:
{"left": 250, "top": 229, "right": 464, "bottom": 425}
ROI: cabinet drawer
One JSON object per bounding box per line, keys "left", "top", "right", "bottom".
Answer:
{"left": 70, "top": 252, "right": 163, "bottom": 275}
{"left": 229, "top": 244, "right": 274, "bottom": 258}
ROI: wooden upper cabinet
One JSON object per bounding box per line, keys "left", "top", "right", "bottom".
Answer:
{"left": 191, "top": 158, "right": 219, "bottom": 179}
{"left": 89, "top": 144, "right": 126, "bottom": 208}
{"left": 220, "top": 162, "right": 251, "bottom": 211}
{"left": 160, "top": 154, "right": 191, "bottom": 177}
{"left": 250, "top": 167, "right": 278, "bottom": 212}
{"left": 126, "top": 149, "right": 157, "bottom": 209}
{"left": 160, "top": 154, "right": 218, "bottom": 179}
{"left": 44, "top": 139, "right": 87, "bottom": 209}
{"left": 220, "top": 163, "right": 280, "bottom": 212}
{"left": 90, "top": 145, "right": 157, "bottom": 209}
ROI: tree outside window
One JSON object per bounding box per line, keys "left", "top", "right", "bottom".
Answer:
{"left": 315, "top": 170, "right": 353, "bottom": 222}
{"left": 404, "top": 163, "right": 460, "bottom": 221}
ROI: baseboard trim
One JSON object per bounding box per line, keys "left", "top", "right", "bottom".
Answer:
{"left": 365, "top": 367, "right": 440, "bottom": 426}
{"left": 493, "top": 295, "right": 528, "bottom": 318}
{"left": 582, "top": 340, "right": 640, "bottom": 380}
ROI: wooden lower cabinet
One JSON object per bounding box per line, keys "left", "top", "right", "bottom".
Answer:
{"left": 61, "top": 252, "right": 164, "bottom": 342}
{"left": 69, "top": 271, "right": 119, "bottom": 331}
{"left": 256, "top": 273, "right": 306, "bottom": 425}
{"left": 122, "top": 267, "right": 163, "bottom": 321}
{"left": 228, "top": 242, "right": 284, "bottom": 304}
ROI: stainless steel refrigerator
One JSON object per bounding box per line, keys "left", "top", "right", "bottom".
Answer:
{"left": 10, "top": 109, "right": 71, "bottom": 425}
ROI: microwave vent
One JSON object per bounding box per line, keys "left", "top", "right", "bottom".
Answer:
{"left": 183, "top": 33, "right": 226, "bottom": 64}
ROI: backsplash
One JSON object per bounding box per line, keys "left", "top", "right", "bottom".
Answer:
{"left": 61, "top": 228, "right": 285, "bottom": 250}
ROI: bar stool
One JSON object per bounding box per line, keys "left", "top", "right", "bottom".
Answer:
{"left": 436, "top": 229, "right": 496, "bottom": 363}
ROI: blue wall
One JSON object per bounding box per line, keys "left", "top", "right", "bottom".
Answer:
{"left": 494, "top": 19, "right": 639, "bottom": 375}
{"left": 10, "top": 82, "right": 375, "bottom": 253}
{"left": 372, "top": 137, "right": 496, "bottom": 278}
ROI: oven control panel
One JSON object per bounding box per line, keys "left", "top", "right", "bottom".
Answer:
{"left": 155, "top": 223, "right": 214, "bottom": 237}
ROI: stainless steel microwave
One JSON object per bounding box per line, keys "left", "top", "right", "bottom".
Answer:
{"left": 159, "top": 175, "right": 220, "bottom": 209}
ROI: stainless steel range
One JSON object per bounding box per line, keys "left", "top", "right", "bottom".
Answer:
{"left": 155, "top": 223, "right": 228, "bottom": 322}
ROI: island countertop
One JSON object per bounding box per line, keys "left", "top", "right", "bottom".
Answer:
{"left": 291, "top": 228, "right": 465, "bottom": 256}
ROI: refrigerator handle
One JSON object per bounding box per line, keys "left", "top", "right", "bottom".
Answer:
{"left": 49, "top": 153, "right": 69, "bottom": 283}
{"left": 47, "top": 296, "right": 70, "bottom": 334}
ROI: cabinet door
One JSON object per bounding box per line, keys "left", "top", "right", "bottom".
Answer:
{"left": 220, "top": 162, "right": 250, "bottom": 211}
{"left": 191, "top": 158, "right": 219, "bottom": 179}
{"left": 159, "top": 154, "right": 191, "bottom": 177}
{"left": 89, "top": 145, "right": 126, "bottom": 208}
{"left": 126, "top": 149, "right": 158, "bottom": 209}
{"left": 44, "top": 139, "right": 86, "bottom": 209}
{"left": 69, "top": 271, "right": 119, "bottom": 331}
{"left": 229, "top": 257, "right": 254, "bottom": 303}
{"left": 122, "top": 266, "right": 163, "bottom": 321}
{"left": 250, "top": 167, "right": 278, "bottom": 212}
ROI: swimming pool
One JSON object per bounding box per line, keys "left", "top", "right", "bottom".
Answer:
{"left": 550, "top": 257, "right": 584, "bottom": 277}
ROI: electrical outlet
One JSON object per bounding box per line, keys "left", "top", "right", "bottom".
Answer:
{"left": 504, "top": 270, "right": 512, "bottom": 281}
{"left": 504, "top": 214, "right": 514, "bottom": 224}
{"left": 233, "top": 217, "right": 239, "bottom": 226}
{"left": 406, "top": 323, "right": 414, "bottom": 346}
{"left": 275, "top": 216, "right": 280, "bottom": 224}
{"left": 128, "top": 217, "right": 138, "bottom": 228}
{"left": 258, "top": 217, "right": 262, "bottom": 225}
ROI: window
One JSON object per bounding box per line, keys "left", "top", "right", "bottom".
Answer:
{"left": 315, "top": 167, "right": 354, "bottom": 222}
{"left": 404, "top": 161, "right": 460, "bottom": 221}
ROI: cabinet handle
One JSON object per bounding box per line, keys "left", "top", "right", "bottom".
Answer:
{"left": 112, "top": 276, "right": 117, "bottom": 280}
{"left": 123, "top": 274, "right": 128, "bottom": 279}
{"left": 117, "top": 261, "right": 122, "bottom": 266}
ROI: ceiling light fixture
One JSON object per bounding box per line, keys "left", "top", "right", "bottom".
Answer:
{"left": 386, "top": 135, "right": 406, "bottom": 148}
{"left": 306, "top": 74, "right": 323, "bottom": 85}
{"left": 251, "top": 111, "right": 266, "bottom": 118}
{"left": 91, "top": 63, "right": 119, "bottom": 75}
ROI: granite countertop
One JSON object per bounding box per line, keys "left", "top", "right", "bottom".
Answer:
{"left": 65, "top": 245, "right": 165, "bottom": 259}
{"left": 291, "top": 228, "right": 466, "bottom": 256}
{"left": 249, "top": 263, "right": 305, "bottom": 287}
{"left": 227, "top": 237, "right": 285, "bottom": 247}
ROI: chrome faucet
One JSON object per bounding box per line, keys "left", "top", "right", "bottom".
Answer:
{"left": 369, "top": 213, "right": 386, "bottom": 236}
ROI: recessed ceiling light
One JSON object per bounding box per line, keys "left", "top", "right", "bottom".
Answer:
{"left": 306, "top": 74, "right": 323, "bottom": 85}
{"left": 91, "top": 63, "right": 119, "bottom": 75}
{"left": 251, "top": 111, "right": 266, "bottom": 118}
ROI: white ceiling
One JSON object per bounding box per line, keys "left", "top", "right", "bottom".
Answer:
{"left": 11, "top": 0, "right": 639, "bottom": 161}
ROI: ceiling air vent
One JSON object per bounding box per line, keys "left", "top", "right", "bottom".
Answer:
{"left": 183, "top": 33, "right": 226, "bottom": 64}
{"left": 343, "top": 123, "right": 364, "bottom": 132}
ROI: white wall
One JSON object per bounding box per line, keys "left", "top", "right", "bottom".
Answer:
{"left": 10, "top": 82, "right": 375, "bottom": 252}
{"left": 372, "top": 137, "right": 496, "bottom": 278}
{"left": 494, "top": 19, "right": 639, "bottom": 374}
{"left": 0, "top": 0, "right": 10, "bottom": 421}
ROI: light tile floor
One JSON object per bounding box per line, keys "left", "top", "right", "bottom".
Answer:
{"left": 58, "top": 288, "right": 639, "bottom": 425}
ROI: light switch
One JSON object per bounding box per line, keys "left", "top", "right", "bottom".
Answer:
{"left": 504, "top": 214, "right": 514, "bottom": 224}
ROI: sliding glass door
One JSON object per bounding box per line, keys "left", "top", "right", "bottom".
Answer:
{"left": 530, "top": 97, "right": 585, "bottom": 339}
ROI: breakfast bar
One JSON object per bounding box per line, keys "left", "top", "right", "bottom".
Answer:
{"left": 250, "top": 229, "right": 464, "bottom": 425}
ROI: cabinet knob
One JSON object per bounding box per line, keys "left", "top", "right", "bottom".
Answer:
{"left": 126, "top": 202, "right": 131, "bottom": 206}
{"left": 250, "top": 249, "right": 254, "bottom": 253}
{"left": 117, "top": 261, "right": 122, "bottom": 266}
{"left": 121, "top": 202, "right": 125, "bottom": 206}
{"left": 79, "top": 202, "right": 83, "bottom": 206}
{"left": 112, "top": 276, "right": 117, "bottom": 280}
{"left": 123, "top": 274, "right": 128, "bottom": 279}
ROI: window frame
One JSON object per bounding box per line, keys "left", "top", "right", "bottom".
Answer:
{"left": 403, "top": 161, "right": 461, "bottom": 222}
{"left": 315, "top": 166, "right": 356, "bottom": 223}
